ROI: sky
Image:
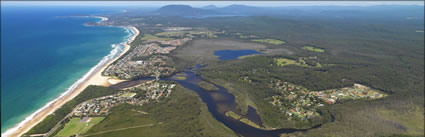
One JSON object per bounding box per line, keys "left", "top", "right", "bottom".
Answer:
{"left": 2, "top": 1, "right": 424, "bottom": 7}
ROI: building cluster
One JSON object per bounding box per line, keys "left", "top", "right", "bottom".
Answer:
{"left": 265, "top": 79, "right": 386, "bottom": 120}
{"left": 124, "top": 80, "right": 176, "bottom": 100}
{"left": 73, "top": 80, "right": 176, "bottom": 117}
{"left": 310, "top": 83, "right": 386, "bottom": 104}
{"left": 73, "top": 92, "right": 136, "bottom": 117}
{"left": 103, "top": 42, "right": 182, "bottom": 79}
{"left": 103, "top": 27, "right": 221, "bottom": 80}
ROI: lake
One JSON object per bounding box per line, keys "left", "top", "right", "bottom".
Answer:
{"left": 214, "top": 49, "right": 262, "bottom": 60}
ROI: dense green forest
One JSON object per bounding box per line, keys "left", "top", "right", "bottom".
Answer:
{"left": 190, "top": 15, "right": 424, "bottom": 136}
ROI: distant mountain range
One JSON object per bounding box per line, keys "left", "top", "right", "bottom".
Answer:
{"left": 153, "top": 4, "right": 259, "bottom": 16}
{"left": 152, "top": 4, "right": 425, "bottom": 18}
{"left": 202, "top": 5, "right": 218, "bottom": 9}
{"left": 154, "top": 5, "right": 219, "bottom": 16}
{"left": 152, "top": 4, "right": 291, "bottom": 16}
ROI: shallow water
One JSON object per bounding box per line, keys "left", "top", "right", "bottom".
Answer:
{"left": 214, "top": 49, "right": 263, "bottom": 60}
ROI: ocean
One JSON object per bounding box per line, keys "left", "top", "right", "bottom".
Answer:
{"left": 1, "top": 6, "right": 131, "bottom": 133}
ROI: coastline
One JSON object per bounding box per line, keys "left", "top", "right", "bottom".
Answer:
{"left": 93, "top": 16, "right": 108, "bottom": 22}
{"left": 3, "top": 16, "right": 139, "bottom": 137}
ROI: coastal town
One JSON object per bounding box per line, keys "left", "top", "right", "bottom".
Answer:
{"left": 73, "top": 80, "right": 176, "bottom": 117}
{"left": 103, "top": 27, "right": 219, "bottom": 80}
{"left": 38, "top": 80, "right": 177, "bottom": 137}
{"left": 268, "top": 80, "right": 387, "bottom": 120}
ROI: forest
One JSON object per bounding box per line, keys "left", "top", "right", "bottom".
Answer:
{"left": 192, "top": 15, "right": 424, "bottom": 136}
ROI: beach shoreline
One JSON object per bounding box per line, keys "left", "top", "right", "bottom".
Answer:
{"left": 93, "top": 16, "right": 108, "bottom": 22}
{"left": 3, "top": 16, "right": 139, "bottom": 137}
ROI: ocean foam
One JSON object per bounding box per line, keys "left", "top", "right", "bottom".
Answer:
{"left": 2, "top": 25, "right": 133, "bottom": 137}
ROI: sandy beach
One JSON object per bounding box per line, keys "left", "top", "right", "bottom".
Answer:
{"left": 94, "top": 16, "right": 108, "bottom": 22}
{"left": 5, "top": 24, "right": 139, "bottom": 137}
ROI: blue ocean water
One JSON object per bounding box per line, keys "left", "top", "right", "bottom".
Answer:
{"left": 1, "top": 6, "right": 129, "bottom": 133}
{"left": 214, "top": 50, "right": 263, "bottom": 60}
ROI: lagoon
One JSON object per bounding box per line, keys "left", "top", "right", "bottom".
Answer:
{"left": 214, "top": 49, "right": 262, "bottom": 60}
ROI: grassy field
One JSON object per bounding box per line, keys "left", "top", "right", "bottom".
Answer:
{"left": 303, "top": 46, "right": 325, "bottom": 53}
{"left": 251, "top": 39, "right": 285, "bottom": 45}
{"left": 141, "top": 34, "right": 172, "bottom": 41}
{"left": 274, "top": 58, "right": 308, "bottom": 67}
{"left": 225, "top": 111, "right": 261, "bottom": 128}
{"left": 120, "top": 92, "right": 137, "bottom": 98}
{"left": 225, "top": 111, "right": 241, "bottom": 120}
{"left": 155, "top": 31, "right": 186, "bottom": 37}
{"left": 173, "top": 73, "right": 187, "bottom": 80}
{"left": 198, "top": 81, "right": 219, "bottom": 91}
{"left": 56, "top": 117, "right": 104, "bottom": 137}
{"left": 25, "top": 86, "right": 117, "bottom": 135}
{"left": 175, "top": 76, "right": 186, "bottom": 80}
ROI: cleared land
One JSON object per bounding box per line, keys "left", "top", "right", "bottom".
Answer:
{"left": 155, "top": 31, "right": 186, "bottom": 37}
{"left": 224, "top": 111, "right": 261, "bottom": 128}
{"left": 225, "top": 111, "right": 241, "bottom": 120}
{"left": 251, "top": 39, "right": 285, "bottom": 45}
{"left": 56, "top": 117, "right": 104, "bottom": 137}
{"left": 274, "top": 58, "right": 308, "bottom": 67}
{"left": 303, "top": 46, "right": 325, "bottom": 53}
{"left": 175, "top": 76, "right": 186, "bottom": 80}
{"left": 120, "top": 92, "right": 137, "bottom": 98}
{"left": 141, "top": 34, "right": 172, "bottom": 41}
{"left": 173, "top": 73, "right": 187, "bottom": 80}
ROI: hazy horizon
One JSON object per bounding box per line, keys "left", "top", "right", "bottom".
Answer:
{"left": 2, "top": 1, "right": 424, "bottom": 7}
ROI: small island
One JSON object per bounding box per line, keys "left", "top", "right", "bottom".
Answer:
{"left": 225, "top": 111, "right": 261, "bottom": 128}
{"left": 251, "top": 39, "right": 285, "bottom": 45}
{"left": 199, "top": 81, "right": 219, "bottom": 91}
{"left": 303, "top": 46, "right": 325, "bottom": 53}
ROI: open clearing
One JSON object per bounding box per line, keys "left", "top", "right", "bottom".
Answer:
{"left": 303, "top": 46, "right": 325, "bottom": 53}
{"left": 155, "top": 31, "right": 186, "bottom": 37}
{"left": 251, "top": 39, "right": 285, "bottom": 45}
{"left": 120, "top": 92, "right": 137, "bottom": 98}
{"left": 224, "top": 111, "right": 261, "bottom": 128}
{"left": 141, "top": 34, "right": 172, "bottom": 41}
{"left": 274, "top": 58, "right": 308, "bottom": 67}
{"left": 56, "top": 117, "right": 104, "bottom": 137}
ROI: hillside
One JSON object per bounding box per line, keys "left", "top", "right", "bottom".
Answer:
{"left": 155, "top": 5, "right": 218, "bottom": 16}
